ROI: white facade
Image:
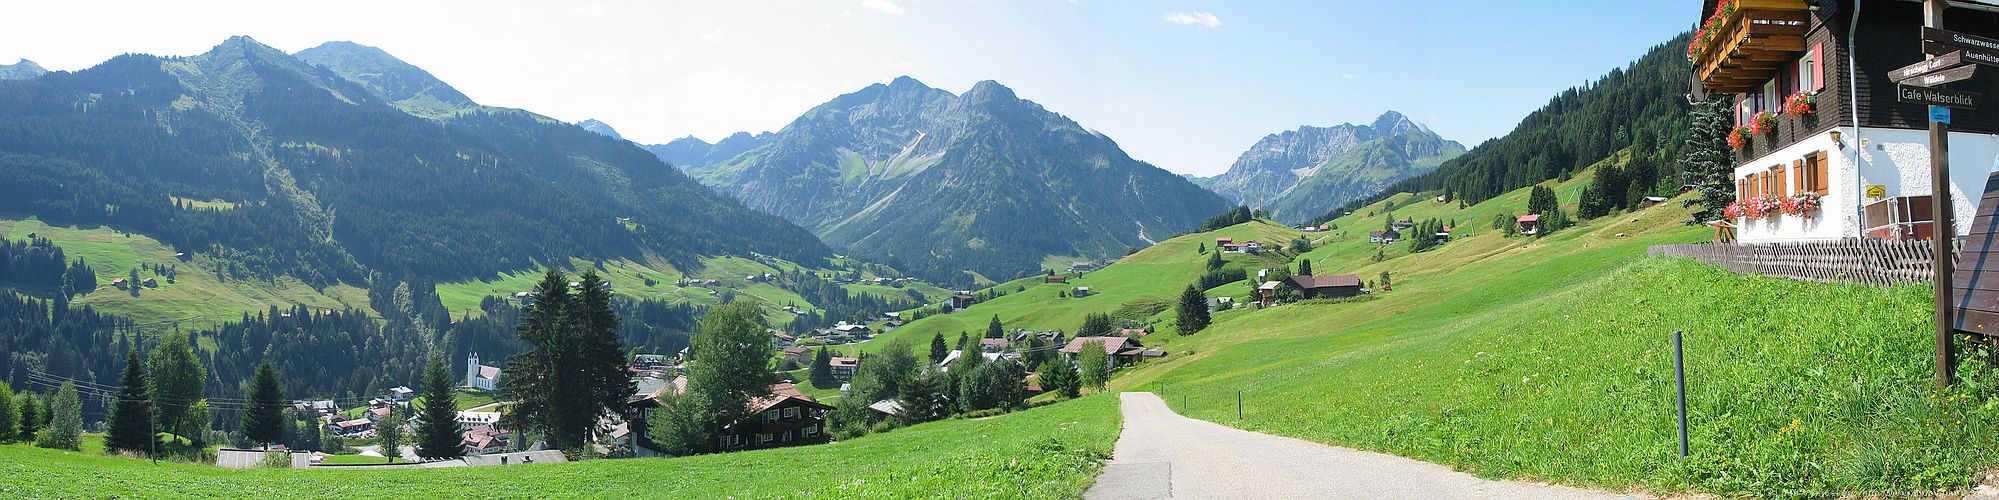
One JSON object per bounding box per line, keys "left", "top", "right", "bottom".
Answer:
{"left": 1732, "top": 126, "right": 1999, "bottom": 243}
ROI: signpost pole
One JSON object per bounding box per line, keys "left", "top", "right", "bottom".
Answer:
{"left": 1673, "top": 331, "right": 1689, "bottom": 459}
{"left": 1926, "top": 0, "right": 1956, "bottom": 389}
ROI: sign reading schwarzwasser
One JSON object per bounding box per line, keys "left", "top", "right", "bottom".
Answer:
{"left": 1925, "top": 27, "right": 1999, "bottom": 55}
{"left": 1898, "top": 85, "right": 1981, "bottom": 109}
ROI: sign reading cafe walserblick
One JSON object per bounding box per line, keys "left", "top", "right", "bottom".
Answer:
{"left": 1898, "top": 86, "right": 1982, "bottom": 109}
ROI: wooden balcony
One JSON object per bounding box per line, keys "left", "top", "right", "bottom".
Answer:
{"left": 1694, "top": 0, "right": 1811, "bottom": 93}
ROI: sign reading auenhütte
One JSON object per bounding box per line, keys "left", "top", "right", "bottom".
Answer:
{"left": 1921, "top": 41, "right": 1999, "bottom": 67}
{"left": 1898, "top": 85, "right": 1982, "bottom": 109}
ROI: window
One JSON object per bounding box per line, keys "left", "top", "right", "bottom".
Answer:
{"left": 804, "top": 425, "right": 819, "bottom": 437}
{"left": 1798, "top": 44, "right": 1822, "bottom": 92}
{"left": 764, "top": 410, "right": 778, "bottom": 423}
{"left": 721, "top": 435, "right": 739, "bottom": 447}
{"left": 759, "top": 433, "right": 774, "bottom": 444}
{"left": 1771, "top": 164, "right": 1788, "bottom": 196}
{"left": 783, "top": 407, "right": 798, "bottom": 419}
{"left": 783, "top": 430, "right": 794, "bottom": 442}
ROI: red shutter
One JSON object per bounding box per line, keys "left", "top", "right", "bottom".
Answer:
{"left": 1811, "top": 43, "right": 1825, "bottom": 92}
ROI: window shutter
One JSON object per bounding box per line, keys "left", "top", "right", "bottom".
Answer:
{"left": 1814, "top": 151, "right": 1830, "bottom": 195}
{"left": 1811, "top": 43, "right": 1825, "bottom": 92}
{"left": 1775, "top": 165, "right": 1788, "bottom": 196}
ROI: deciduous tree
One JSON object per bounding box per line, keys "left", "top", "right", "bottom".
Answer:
{"left": 35, "top": 382, "right": 81, "bottom": 451}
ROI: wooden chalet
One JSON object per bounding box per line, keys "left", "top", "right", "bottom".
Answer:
{"left": 627, "top": 378, "right": 832, "bottom": 453}
{"left": 1046, "top": 274, "right": 1068, "bottom": 283}
{"left": 1517, "top": 214, "right": 1541, "bottom": 235}
{"left": 1691, "top": 0, "right": 1999, "bottom": 243}
{"left": 1059, "top": 336, "right": 1145, "bottom": 368}
{"left": 1285, "top": 274, "right": 1365, "bottom": 299}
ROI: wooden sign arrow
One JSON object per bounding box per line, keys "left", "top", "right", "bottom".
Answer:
{"left": 1894, "top": 50, "right": 1968, "bottom": 80}
{"left": 1898, "top": 85, "right": 1982, "bottom": 110}
{"left": 1901, "top": 65, "right": 1978, "bottom": 88}
{"left": 1922, "top": 41, "right": 1999, "bottom": 67}
{"left": 1925, "top": 27, "right": 1999, "bottom": 56}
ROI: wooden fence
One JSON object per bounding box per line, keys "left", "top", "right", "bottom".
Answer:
{"left": 1648, "top": 240, "right": 1962, "bottom": 287}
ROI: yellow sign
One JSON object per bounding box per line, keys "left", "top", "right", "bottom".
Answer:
{"left": 1866, "top": 185, "right": 1887, "bottom": 199}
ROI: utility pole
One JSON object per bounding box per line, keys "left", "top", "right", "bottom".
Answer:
{"left": 1926, "top": 0, "right": 1956, "bottom": 389}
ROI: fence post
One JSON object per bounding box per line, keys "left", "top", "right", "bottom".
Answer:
{"left": 1674, "top": 331, "right": 1689, "bottom": 459}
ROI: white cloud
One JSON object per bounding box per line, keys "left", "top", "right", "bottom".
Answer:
{"left": 1341, "top": 73, "right": 1359, "bottom": 81}
{"left": 862, "top": 0, "right": 906, "bottom": 16}
{"left": 1160, "top": 11, "right": 1220, "bottom": 28}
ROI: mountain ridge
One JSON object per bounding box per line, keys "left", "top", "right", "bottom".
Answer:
{"left": 1206, "top": 111, "right": 1464, "bottom": 222}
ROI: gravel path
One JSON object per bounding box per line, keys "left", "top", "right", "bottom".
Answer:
{"left": 1085, "top": 392, "right": 1638, "bottom": 500}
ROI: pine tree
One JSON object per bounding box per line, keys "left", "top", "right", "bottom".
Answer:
{"left": 1206, "top": 251, "right": 1223, "bottom": 271}
{"left": 242, "top": 361, "right": 286, "bottom": 449}
{"left": 810, "top": 347, "right": 834, "bottom": 387}
{"left": 1681, "top": 95, "right": 1735, "bottom": 221}
{"left": 0, "top": 384, "right": 15, "bottom": 443}
{"left": 1176, "top": 284, "right": 1210, "bottom": 334}
{"left": 985, "top": 315, "right": 1004, "bottom": 339}
{"left": 17, "top": 391, "right": 39, "bottom": 440}
{"left": 105, "top": 351, "right": 154, "bottom": 454}
{"left": 567, "top": 270, "right": 632, "bottom": 449}
{"left": 414, "top": 353, "right": 464, "bottom": 459}
{"left": 502, "top": 269, "right": 572, "bottom": 449}
{"left": 36, "top": 382, "right": 81, "bottom": 451}
{"left": 898, "top": 369, "right": 948, "bottom": 426}
{"left": 928, "top": 333, "right": 948, "bottom": 364}
{"left": 1043, "top": 357, "right": 1081, "bottom": 399}
{"left": 1297, "top": 258, "right": 1313, "bottom": 277}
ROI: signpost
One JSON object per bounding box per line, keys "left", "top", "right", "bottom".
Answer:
{"left": 1914, "top": 4, "right": 1971, "bottom": 388}
{"left": 1902, "top": 65, "right": 1978, "bottom": 88}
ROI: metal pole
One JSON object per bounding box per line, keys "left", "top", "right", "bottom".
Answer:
{"left": 1674, "top": 331, "right": 1689, "bottom": 458}
{"left": 1236, "top": 390, "right": 1243, "bottom": 419}
{"left": 1926, "top": 0, "right": 1956, "bottom": 389}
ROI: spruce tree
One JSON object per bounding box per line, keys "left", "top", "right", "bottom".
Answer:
{"left": 1043, "top": 357, "right": 1081, "bottom": 399}
{"left": 1206, "top": 251, "right": 1223, "bottom": 271}
{"left": 928, "top": 333, "right": 949, "bottom": 364}
{"left": 502, "top": 269, "right": 571, "bottom": 450}
{"left": 985, "top": 315, "right": 1004, "bottom": 339}
{"left": 567, "top": 271, "right": 632, "bottom": 449}
{"left": 17, "top": 390, "right": 39, "bottom": 440}
{"left": 105, "top": 351, "right": 156, "bottom": 455}
{"left": 1176, "top": 284, "right": 1210, "bottom": 334}
{"left": 414, "top": 353, "right": 464, "bottom": 459}
{"left": 1297, "top": 258, "right": 1313, "bottom": 277}
{"left": 810, "top": 347, "right": 834, "bottom": 387}
{"left": 36, "top": 382, "right": 81, "bottom": 451}
{"left": 1681, "top": 95, "right": 1735, "bottom": 221}
{"left": 0, "top": 383, "right": 15, "bottom": 443}
{"left": 242, "top": 361, "right": 286, "bottom": 449}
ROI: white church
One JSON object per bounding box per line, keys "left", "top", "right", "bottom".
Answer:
{"left": 466, "top": 352, "right": 502, "bottom": 391}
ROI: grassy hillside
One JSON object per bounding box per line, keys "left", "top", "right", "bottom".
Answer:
{"left": 0, "top": 394, "right": 1120, "bottom": 498}
{"left": 1, "top": 217, "right": 374, "bottom": 327}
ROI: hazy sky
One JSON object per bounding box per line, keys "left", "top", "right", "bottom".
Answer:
{"left": 1, "top": 1, "right": 1686, "bottom": 176}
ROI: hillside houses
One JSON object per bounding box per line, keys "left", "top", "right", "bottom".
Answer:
{"left": 1059, "top": 336, "right": 1148, "bottom": 369}
{"left": 1369, "top": 230, "right": 1401, "bottom": 244}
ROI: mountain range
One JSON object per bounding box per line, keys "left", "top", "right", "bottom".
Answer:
{"left": 0, "top": 59, "right": 45, "bottom": 80}
{"left": 0, "top": 37, "right": 827, "bottom": 284}
{"left": 1201, "top": 112, "right": 1464, "bottom": 223}
{"left": 669, "top": 76, "right": 1231, "bottom": 282}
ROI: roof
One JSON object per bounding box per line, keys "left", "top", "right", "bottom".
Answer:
{"left": 1258, "top": 281, "right": 1282, "bottom": 291}
{"left": 830, "top": 357, "right": 860, "bottom": 368}
{"left": 980, "top": 338, "right": 1011, "bottom": 348}
{"left": 1120, "top": 328, "right": 1149, "bottom": 337}
{"left": 746, "top": 382, "right": 833, "bottom": 415}
{"left": 476, "top": 364, "right": 501, "bottom": 380}
{"left": 369, "top": 407, "right": 392, "bottom": 416}
{"left": 1369, "top": 231, "right": 1384, "bottom": 237}
{"left": 867, "top": 399, "right": 903, "bottom": 416}
{"left": 1288, "top": 274, "right": 1362, "bottom": 290}
{"left": 1215, "top": 237, "right": 1233, "bottom": 243}
{"left": 1518, "top": 214, "right": 1541, "bottom": 223}
{"left": 1060, "top": 336, "right": 1131, "bottom": 355}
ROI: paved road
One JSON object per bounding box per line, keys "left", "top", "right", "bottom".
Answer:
{"left": 1085, "top": 392, "right": 1636, "bottom": 500}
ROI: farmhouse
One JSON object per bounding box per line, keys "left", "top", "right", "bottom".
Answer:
{"left": 980, "top": 337, "right": 1011, "bottom": 352}
{"left": 628, "top": 378, "right": 832, "bottom": 453}
{"left": 465, "top": 352, "right": 501, "bottom": 391}
{"left": 830, "top": 357, "right": 861, "bottom": 381}
{"left": 1207, "top": 296, "right": 1235, "bottom": 312}
{"left": 1258, "top": 280, "right": 1283, "bottom": 307}
{"left": 1071, "top": 286, "right": 1091, "bottom": 297}
{"left": 462, "top": 425, "right": 510, "bottom": 455}
{"left": 1517, "top": 214, "right": 1541, "bottom": 235}
{"left": 1689, "top": 0, "right": 1999, "bottom": 243}
{"left": 1286, "top": 274, "right": 1365, "bottom": 299}
{"left": 1059, "top": 336, "right": 1146, "bottom": 369}
{"left": 1369, "top": 230, "right": 1401, "bottom": 244}
{"left": 947, "top": 291, "right": 977, "bottom": 311}
{"left": 1045, "top": 275, "right": 1068, "bottom": 283}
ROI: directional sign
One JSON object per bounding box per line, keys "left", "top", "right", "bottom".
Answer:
{"left": 1922, "top": 41, "right": 1999, "bottom": 67}
{"left": 1925, "top": 27, "right": 1999, "bottom": 56}
{"left": 1895, "top": 51, "right": 1968, "bottom": 80}
{"left": 1902, "top": 65, "right": 1979, "bottom": 88}
{"left": 1899, "top": 85, "right": 1982, "bottom": 110}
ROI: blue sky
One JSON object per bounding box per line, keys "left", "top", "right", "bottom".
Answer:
{"left": 0, "top": 1, "right": 1688, "bottom": 176}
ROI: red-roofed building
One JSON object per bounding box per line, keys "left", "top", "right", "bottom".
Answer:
{"left": 1517, "top": 214, "right": 1541, "bottom": 235}
{"left": 830, "top": 357, "right": 860, "bottom": 381}
{"left": 1045, "top": 275, "right": 1068, "bottom": 283}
